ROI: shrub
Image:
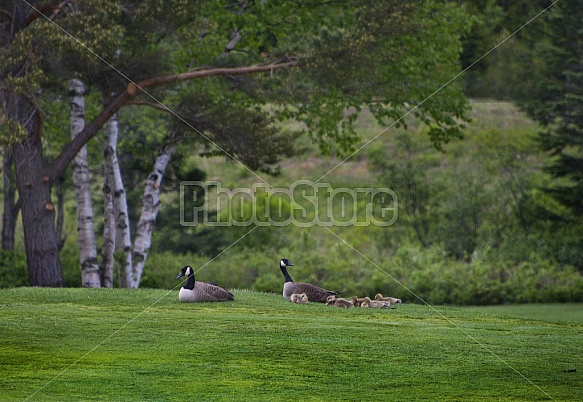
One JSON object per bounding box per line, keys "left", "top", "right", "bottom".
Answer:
{"left": 0, "top": 250, "right": 28, "bottom": 287}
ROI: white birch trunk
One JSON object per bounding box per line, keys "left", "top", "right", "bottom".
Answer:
{"left": 100, "top": 180, "right": 115, "bottom": 288}
{"left": 69, "top": 79, "right": 100, "bottom": 288}
{"left": 132, "top": 140, "right": 176, "bottom": 287}
{"left": 103, "top": 114, "right": 135, "bottom": 288}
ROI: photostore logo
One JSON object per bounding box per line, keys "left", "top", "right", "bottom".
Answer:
{"left": 180, "top": 180, "right": 398, "bottom": 227}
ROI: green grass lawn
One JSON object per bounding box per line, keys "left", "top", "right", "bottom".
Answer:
{"left": 462, "top": 303, "right": 583, "bottom": 325}
{"left": 1, "top": 288, "right": 581, "bottom": 401}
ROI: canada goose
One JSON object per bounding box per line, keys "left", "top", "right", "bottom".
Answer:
{"left": 325, "top": 295, "right": 354, "bottom": 308}
{"left": 279, "top": 258, "right": 339, "bottom": 303}
{"left": 351, "top": 296, "right": 366, "bottom": 307}
{"left": 361, "top": 297, "right": 392, "bottom": 308}
{"left": 176, "top": 266, "right": 234, "bottom": 302}
{"left": 290, "top": 293, "right": 309, "bottom": 304}
{"left": 375, "top": 293, "right": 402, "bottom": 304}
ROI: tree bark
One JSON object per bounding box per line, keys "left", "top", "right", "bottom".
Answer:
{"left": 69, "top": 79, "right": 100, "bottom": 287}
{"left": 100, "top": 181, "right": 115, "bottom": 288}
{"left": 132, "top": 136, "right": 176, "bottom": 287}
{"left": 54, "top": 176, "right": 67, "bottom": 251}
{"left": 12, "top": 137, "right": 64, "bottom": 287}
{"left": 103, "top": 114, "right": 134, "bottom": 287}
{"left": 2, "top": 150, "right": 19, "bottom": 251}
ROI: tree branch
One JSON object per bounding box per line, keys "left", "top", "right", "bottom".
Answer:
{"left": 137, "top": 60, "right": 298, "bottom": 88}
{"left": 24, "top": 0, "right": 71, "bottom": 26}
{"left": 47, "top": 60, "right": 299, "bottom": 179}
{"left": 125, "top": 101, "right": 175, "bottom": 113}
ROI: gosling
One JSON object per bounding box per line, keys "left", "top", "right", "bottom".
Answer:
{"left": 361, "top": 296, "right": 392, "bottom": 308}
{"left": 326, "top": 295, "right": 354, "bottom": 308}
{"left": 351, "top": 296, "right": 366, "bottom": 307}
{"left": 290, "top": 293, "right": 309, "bottom": 305}
{"left": 375, "top": 293, "right": 402, "bottom": 304}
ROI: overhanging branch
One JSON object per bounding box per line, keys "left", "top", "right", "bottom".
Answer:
{"left": 47, "top": 60, "right": 300, "bottom": 179}
{"left": 126, "top": 101, "right": 173, "bottom": 113}
{"left": 136, "top": 60, "right": 298, "bottom": 88}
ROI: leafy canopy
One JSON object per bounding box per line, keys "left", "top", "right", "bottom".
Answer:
{"left": 1, "top": 1, "right": 472, "bottom": 168}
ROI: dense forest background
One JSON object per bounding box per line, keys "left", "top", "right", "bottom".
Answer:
{"left": 1, "top": 0, "right": 582, "bottom": 305}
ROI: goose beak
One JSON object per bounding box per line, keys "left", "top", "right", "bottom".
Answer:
{"left": 176, "top": 272, "right": 185, "bottom": 279}
{"left": 288, "top": 262, "right": 294, "bottom": 266}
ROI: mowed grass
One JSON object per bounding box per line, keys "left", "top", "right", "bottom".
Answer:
{"left": 0, "top": 288, "right": 581, "bottom": 401}
{"left": 462, "top": 303, "right": 583, "bottom": 325}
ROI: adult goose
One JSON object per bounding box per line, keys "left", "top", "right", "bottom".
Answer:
{"left": 279, "top": 258, "right": 338, "bottom": 303}
{"left": 176, "top": 266, "right": 234, "bottom": 302}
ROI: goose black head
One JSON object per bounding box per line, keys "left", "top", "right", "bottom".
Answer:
{"left": 176, "top": 266, "right": 194, "bottom": 280}
{"left": 280, "top": 258, "right": 294, "bottom": 268}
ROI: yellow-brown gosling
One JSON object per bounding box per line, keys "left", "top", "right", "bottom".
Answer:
{"left": 374, "top": 293, "right": 402, "bottom": 304}
{"left": 290, "top": 293, "right": 309, "bottom": 304}
{"left": 361, "top": 296, "right": 392, "bottom": 308}
{"left": 326, "top": 295, "right": 354, "bottom": 308}
{"left": 351, "top": 296, "right": 366, "bottom": 307}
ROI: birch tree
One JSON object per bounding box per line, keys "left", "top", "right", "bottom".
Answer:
{"left": 103, "top": 114, "right": 134, "bottom": 287}
{"left": 69, "top": 79, "right": 100, "bottom": 287}
{"left": 131, "top": 132, "right": 178, "bottom": 287}
{"left": 101, "top": 179, "right": 115, "bottom": 288}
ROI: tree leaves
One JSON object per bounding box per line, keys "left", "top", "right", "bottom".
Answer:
{"left": 512, "top": 0, "right": 583, "bottom": 216}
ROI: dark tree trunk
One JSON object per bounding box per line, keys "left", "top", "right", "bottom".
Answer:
{"left": 12, "top": 138, "right": 64, "bottom": 287}
{"left": 2, "top": 150, "right": 19, "bottom": 251}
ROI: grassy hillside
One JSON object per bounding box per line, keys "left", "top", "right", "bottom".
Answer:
{"left": 1, "top": 288, "right": 581, "bottom": 401}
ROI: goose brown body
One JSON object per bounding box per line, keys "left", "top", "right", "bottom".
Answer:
{"left": 176, "top": 266, "right": 234, "bottom": 302}
{"left": 279, "top": 259, "right": 338, "bottom": 303}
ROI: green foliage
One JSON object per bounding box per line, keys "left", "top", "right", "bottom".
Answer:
{"left": 369, "top": 132, "right": 435, "bottom": 248}
{"left": 459, "top": 0, "right": 553, "bottom": 99}
{"left": 59, "top": 240, "right": 83, "bottom": 288}
{"left": 172, "top": 88, "right": 300, "bottom": 175}
{"left": 0, "top": 288, "right": 581, "bottom": 401}
{"left": 365, "top": 102, "right": 575, "bottom": 266}
{"left": 512, "top": 0, "right": 583, "bottom": 218}
{"left": 0, "top": 116, "right": 27, "bottom": 147}
{"left": 270, "top": 0, "right": 473, "bottom": 153}
{"left": 0, "top": 250, "right": 28, "bottom": 287}
{"left": 139, "top": 251, "right": 204, "bottom": 289}
{"left": 0, "top": 1, "right": 122, "bottom": 96}
{"left": 460, "top": 0, "right": 583, "bottom": 225}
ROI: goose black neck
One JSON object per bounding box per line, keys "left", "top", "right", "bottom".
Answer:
{"left": 280, "top": 265, "right": 294, "bottom": 283}
{"left": 184, "top": 273, "right": 195, "bottom": 290}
